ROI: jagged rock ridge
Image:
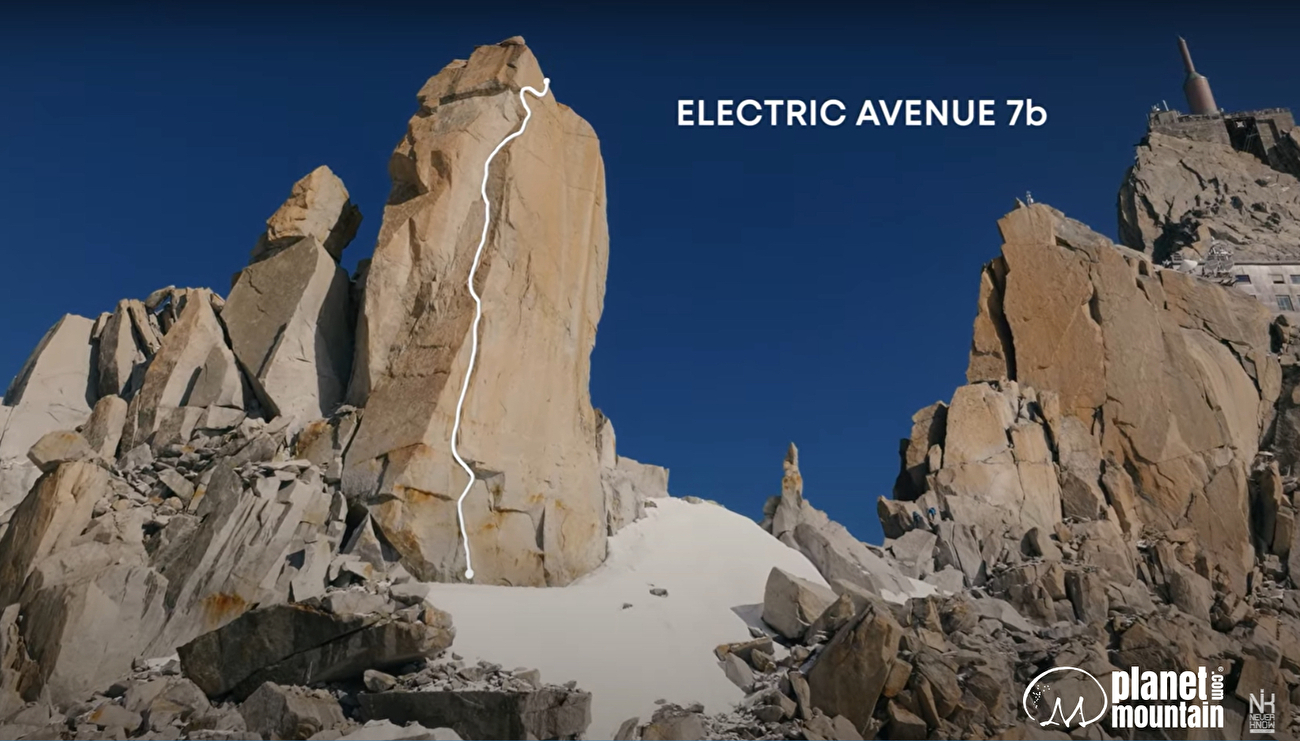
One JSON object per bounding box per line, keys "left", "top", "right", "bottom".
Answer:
{"left": 0, "top": 37, "right": 667, "bottom": 739}
{"left": 708, "top": 203, "right": 1300, "bottom": 740}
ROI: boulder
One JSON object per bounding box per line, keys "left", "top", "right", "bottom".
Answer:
{"left": 1166, "top": 565, "right": 1215, "bottom": 620}
{"left": 86, "top": 702, "right": 143, "bottom": 732}
{"left": 806, "top": 603, "right": 903, "bottom": 735}
{"left": 924, "top": 567, "right": 966, "bottom": 594}
{"left": 806, "top": 592, "right": 861, "bottom": 641}
{"left": 0, "top": 460, "right": 107, "bottom": 606}
{"left": 250, "top": 165, "right": 362, "bottom": 265}
{"left": 719, "top": 652, "right": 754, "bottom": 691}
{"left": 123, "top": 676, "right": 212, "bottom": 734}
{"left": 933, "top": 521, "right": 986, "bottom": 587}
{"left": 761, "top": 567, "right": 836, "bottom": 641}
{"left": 713, "top": 636, "right": 774, "bottom": 665}
{"left": 82, "top": 395, "right": 129, "bottom": 459}
{"left": 877, "top": 497, "right": 919, "bottom": 540}
{"left": 178, "top": 603, "right": 454, "bottom": 700}
{"left": 201, "top": 405, "right": 247, "bottom": 433}
{"left": 293, "top": 410, "right": 360, "bottom": 473}
{"left": 341, "top": 721, "right": 461, "bottom": 740}
{"left": 363, "top": 669, "right": 398, "bottom": 693}
{"left": 22, "top": 563, "right": 169, "bottom": 707}
{"left": 1064, "top": 570, "right": 1109, "bottom": 625}
{"left": 342, "top": 38, "right": 610, "bottom": 586}
{"left": 26, "top": 430, "right": 94, "bottom": 473}
{"left": 887, "top": 701, "right": 927, "bottom": 740}
{"left": 634, "top": 705, "right": 706, "bottom": 741}
{"left": 0, "top": 314, "right": 96, "bottom": 516}
{"left": 358, "top": 687, "right": 591, "bottom": 741}
{"left": 887, "top": 528, "right": 937, "bottom": 579}
{"left": 1021, "top": 527, "right": 1060, "bottom": 562}
{"left": 239, "top": 682, "right": 346, "bottom": 740}
{"left": 223, "top": 228, "right": 354, "bottom": 423}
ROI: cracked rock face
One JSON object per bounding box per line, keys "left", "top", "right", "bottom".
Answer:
{"left": 1119, "top": 131, "right": 1300, "bottom": 262}
{"left": 917, "top": 203, "right": 1275, "bottom": 597}
{"left": 342, "top": 38, "right": 610, "bottom": 587}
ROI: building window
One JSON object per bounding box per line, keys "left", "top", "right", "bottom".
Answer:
{"left": 1236, "top": 275, "right": 1252, "bottom": 284}
{"left": 1278, "top": 295, "right": 1294, "bottom": 311}
{"left": 1273, "top": 274, "right": 1286, "bottom": 284}
{"left": 1291, "top": 275, "right": 1300, "bottom": 284}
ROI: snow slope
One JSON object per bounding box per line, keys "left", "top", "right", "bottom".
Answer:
{"left": 424, "top": 497, "right": 829, "bottom": 739}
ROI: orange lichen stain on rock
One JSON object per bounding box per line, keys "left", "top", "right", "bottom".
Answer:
{"left": 201, "top": 592, "right": 248, "bottom": 629}
{"left": 372, "top": 506, "right": 422, "bottom": 560}
{"left": 478, "top": 512, "right": 501, "bottom": 534}
{"left": 393, "top": 485, "right": 451, "bottom": 503}
{"left": 294, "top": 420, "right": 333, "bottom": 456}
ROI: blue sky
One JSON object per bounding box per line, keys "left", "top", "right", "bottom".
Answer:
{"left": 4, "top": 2, "right": 1297, "bottom": 544}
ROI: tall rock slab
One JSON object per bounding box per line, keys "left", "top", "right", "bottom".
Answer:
{"left": 342, "top": 38, "right": 610, "bottom": 586}
{"left": 0, "top": 315, "right": 96, "bottom": 519}
{"left": 223, "top": 167, "right": 359, "bottom": 424}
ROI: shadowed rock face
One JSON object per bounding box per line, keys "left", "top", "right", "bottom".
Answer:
{"left": 178, "top": 603, "right": 454, "bottom": 701}
{"left": 342, "top": 38, "right": 611, "bottom": 587}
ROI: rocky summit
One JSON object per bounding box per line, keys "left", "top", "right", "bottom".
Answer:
{"left": 4, "top": 34, "right": 1300, "bottom": 741}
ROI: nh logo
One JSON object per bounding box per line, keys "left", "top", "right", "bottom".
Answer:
{"left": 1248, "top": 690, "right": 1276, "bottom": 735}
{"left": 1249, "top": 690, "right": 1275, "bottom": 715}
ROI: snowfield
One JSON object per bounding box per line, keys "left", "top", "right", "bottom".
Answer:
{"left": 425, "top": 497, "right": 829, "bottom": 739}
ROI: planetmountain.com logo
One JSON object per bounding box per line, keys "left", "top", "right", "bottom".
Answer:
{"left": 1023, "top": 666, "right": 1230, "bottom": 731}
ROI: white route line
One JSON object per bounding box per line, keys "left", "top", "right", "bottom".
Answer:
{"left": 453, "top": 76, "right": 552, "bottom": 581}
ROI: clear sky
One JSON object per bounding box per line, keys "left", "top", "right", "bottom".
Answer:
{"left": 4, "top": 1, "right": 1297, "bottom": 544}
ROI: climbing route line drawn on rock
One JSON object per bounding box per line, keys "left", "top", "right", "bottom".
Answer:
{"left": 453, "top": 76, "right": 552, "bottom": 581}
